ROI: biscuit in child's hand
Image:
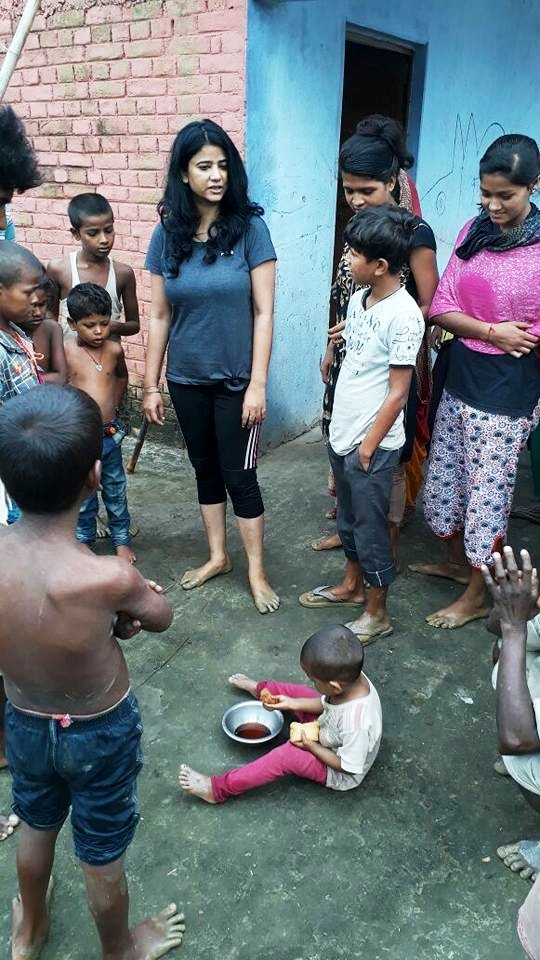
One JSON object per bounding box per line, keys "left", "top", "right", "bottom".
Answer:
{"left": 260, "top": 687, "right": 280, "bottom": 706}
{"left": 289, "top": 721, "right": 320, "bottom": 743}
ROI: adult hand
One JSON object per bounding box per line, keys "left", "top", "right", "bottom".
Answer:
{"left": 429, "top": 325, "right": 444, "bottom": 350}
{"left": 327, "top": 320, "right": 345, "bottom": 342}
{"left": 320, "top": 343, "right": 334, "bottom": 383}
{"left": 242, "top": 383, "right": 266, "bottom": 427}
{"left": 490, "top": 322, "right": 539, "bottom": 358}
{"left": 142, "top": 390, "right": 164, "bottom": 426}
{"left": 481, "top": 546, "right": 539, "bottom": 628}
{"left": 114, "top": 612, "right": 142, "bottom": 640}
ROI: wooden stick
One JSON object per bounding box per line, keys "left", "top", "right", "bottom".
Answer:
{"left": 126, "top": 416, "right": 149, "bottom": 474}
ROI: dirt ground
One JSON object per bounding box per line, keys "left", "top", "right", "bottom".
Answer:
{"left": 1, "top": 428, "right": 538, "bottom": 959}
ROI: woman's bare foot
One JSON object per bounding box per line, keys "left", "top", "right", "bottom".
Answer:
{"left": 311, "top": 533, "right": 342, "bottom": 551}
{"left": 127, "top": 903, "right": 185, "bottom": 959}
{"left": 11, "top": 877, "right": 52, "bottom": 960}
{"left": 116, "top": 545, "right": 137, "bottom": 565}
{"left": 249, "top": 573, "right": 280, "bottom": 614}
{"left": 408, "top": 561, "right": 471, "bottom": 585}
{"left": 425, "top": 596, "right": 489, "bottom": 629}
{"left": 1, "top": 813, "right": 20, "bottom": 841}
{"left": 179, "top": 765, "right": 216, "bottom": 804}
{"left": 228, "top": 674, "right": 258, "bottom": 697}
{"left": 181, "top": 556, "right": 232, "bottom": 590}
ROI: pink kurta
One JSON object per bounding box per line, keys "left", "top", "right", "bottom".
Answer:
{"left": 429, "top": 219, "right": 540, "bottom": 353}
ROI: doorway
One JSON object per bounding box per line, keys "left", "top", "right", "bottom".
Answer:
{"left": 331, "top": 35, "right": 415, "bottom": 308}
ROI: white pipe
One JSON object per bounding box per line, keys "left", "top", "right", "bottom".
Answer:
{"left": 0, "top": 0, "right": 40, "bottom": 101}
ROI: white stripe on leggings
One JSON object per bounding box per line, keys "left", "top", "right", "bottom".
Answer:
{"left": 244, "top": 423, "right": 260, "bottom": 470}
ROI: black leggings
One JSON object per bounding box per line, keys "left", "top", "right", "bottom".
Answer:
{"left": 168, "top": 381, "right": 264, "bottom": 519}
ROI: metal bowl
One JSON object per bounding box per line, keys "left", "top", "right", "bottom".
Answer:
{"left": 222, "top": 700, "right": 284, "bottom": 745}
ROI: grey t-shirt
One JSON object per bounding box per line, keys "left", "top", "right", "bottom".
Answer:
{"left": 145, "top": 215, "right": 276, "bottom": 386}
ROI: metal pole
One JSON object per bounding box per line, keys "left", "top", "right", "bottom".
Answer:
{"left": 0, "top": 0, "right": 40, "bottom": 101}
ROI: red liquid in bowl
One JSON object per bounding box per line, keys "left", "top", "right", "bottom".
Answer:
{"left": 235, "top": 722, "right": 270, "bottom": 739}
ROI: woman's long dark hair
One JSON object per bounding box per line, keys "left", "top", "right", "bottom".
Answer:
{"left": 0, "top": 106, "right": 41, "bottom": 194}
{"left": 158, "top": 119, "right": 263, "bottom": 274}
{"left": 339, "top": 114, "right": 414, "bottom": 192}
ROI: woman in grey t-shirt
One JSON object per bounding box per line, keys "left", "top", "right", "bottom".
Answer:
{"left": 143, "top": 120, "right": 279, "bottom": 614}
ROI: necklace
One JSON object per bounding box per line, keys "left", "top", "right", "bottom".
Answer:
{"left": 80, "top": 345, "right": 104, "bottom": 371}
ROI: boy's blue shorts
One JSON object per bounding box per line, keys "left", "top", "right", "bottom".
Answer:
{"left": 5, "top": 691, "right": 143, "bottom": 866}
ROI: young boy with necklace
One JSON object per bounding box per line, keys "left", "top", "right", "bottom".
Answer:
{"left": 64, "top": 282, "right": 135, "bottom": 564}
{"left": 300, "top": 205, "right": 424, "bottom": 643}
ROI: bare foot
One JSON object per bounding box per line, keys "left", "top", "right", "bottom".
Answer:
{"left": 497, "top": 840, "right": 540, "bottom": 882}
{"left": 252, "top": 587, "right": 280, "bottom": 615}
{"left": 425, "top": 597, "right": 489, "bottom": 629}
{"left": 178, "top": 765, "right": 216, "bottom": 804}
{"left": 128, "top": 903, "right": 186, "bottom": 959}
{"left": 11, "top": 877, "right": 52, "bottom": 960}
{"left": 345, "top": 612, "right": 393, "bottom": 645}
{"left": 1, "top": 813, "right": 20, "bottom": 841}
{"left": 408, "top": 561, "right": 471, "bottom": 585}
{"left": 228, "top": 674, "right": 258, "bottom": 697}
{"left": 249, "top": 573, "right": 280, "bottom": 614}
{"left": 311, "top": 533, "right": 342, "bottom": 551}
{"left": 181, "top": 556, "right": 232, "bottom": 590}
{"left": 116, "top": 545, "right": 137, "bottom": 564}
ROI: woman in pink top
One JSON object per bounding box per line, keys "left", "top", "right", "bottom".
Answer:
{"left": 411, "top": 134, "right": 540, "bottom": 629}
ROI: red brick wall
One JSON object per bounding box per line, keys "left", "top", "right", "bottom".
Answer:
{"left": 0, "top": 0, "right": 247, "bottom": 399}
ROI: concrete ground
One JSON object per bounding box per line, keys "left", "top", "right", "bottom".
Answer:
{"left": 1, "top": 428, "right": 539, "bottom": 960}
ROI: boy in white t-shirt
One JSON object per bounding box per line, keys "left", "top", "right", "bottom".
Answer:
{"left": 301, "top": 205, "right": 424, "bottom": 643}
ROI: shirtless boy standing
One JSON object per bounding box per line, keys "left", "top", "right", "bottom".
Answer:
{"left": 0, "top": 383, "right": 184, "bottom": 960}
{"left": 64, "top": 282, "right": 135, "bottom": 563}
{"left": 47, "top": 192, "right": 140, "bottom": 341}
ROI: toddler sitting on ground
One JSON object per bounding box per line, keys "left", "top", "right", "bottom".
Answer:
{"left": 179, "top": 624, "right": 382, "bottom": 803}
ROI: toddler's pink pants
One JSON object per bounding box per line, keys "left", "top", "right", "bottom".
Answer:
{"left": 211, "top": 681, "right": 327, "bottom": 803}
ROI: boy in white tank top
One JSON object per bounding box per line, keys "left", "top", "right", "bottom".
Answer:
{"left": 47, "top": 193, "right": 140, "bottom": 342}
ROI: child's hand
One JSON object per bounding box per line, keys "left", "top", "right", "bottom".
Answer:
{"left": 145, "top": 579, "right": 164, "bottom": 594}
{"left": 114, "top": 611, "right": 142, "bottom": 640}
{"left": 358, "top": 442, "right": 374, "bottom": 473}
{"left": 262, "top": 694, "right": 293, "bottom": 712}
{"left": 293, "top": 730, "right": 316, "bottom": 752}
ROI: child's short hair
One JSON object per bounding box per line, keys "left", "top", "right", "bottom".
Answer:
{"left": 0, "top": 242, "right": 44, "bottom": 287}
{"left": 0, "top": 384, "right": 103, "bottom": 514}
{"left": 300, "top": 625, "right": 365, "bottom": 683}
{"left": 344, "top": 204, "right": 416, "bottom": 274}
{"left": 67, "top": 282, "right": 112, "bottom": 323}
{"left": 67, "top": 193, "right": 113, "bottom": 231}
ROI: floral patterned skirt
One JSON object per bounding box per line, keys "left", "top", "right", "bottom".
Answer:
{"left": 423, "top": 390, "right": 531, "bottom": 568}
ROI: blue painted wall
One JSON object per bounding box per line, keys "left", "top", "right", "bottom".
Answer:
{"left": 246, "top": 0, "right": 540, "bottom": 444}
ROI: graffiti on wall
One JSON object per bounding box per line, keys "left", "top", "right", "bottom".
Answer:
{"left": 421, "top": 113, "right": 505, "bottom": 249}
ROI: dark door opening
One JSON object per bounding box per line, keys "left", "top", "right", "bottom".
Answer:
{"left": 331, "top": 37, "right": 414, "bottom": 312}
